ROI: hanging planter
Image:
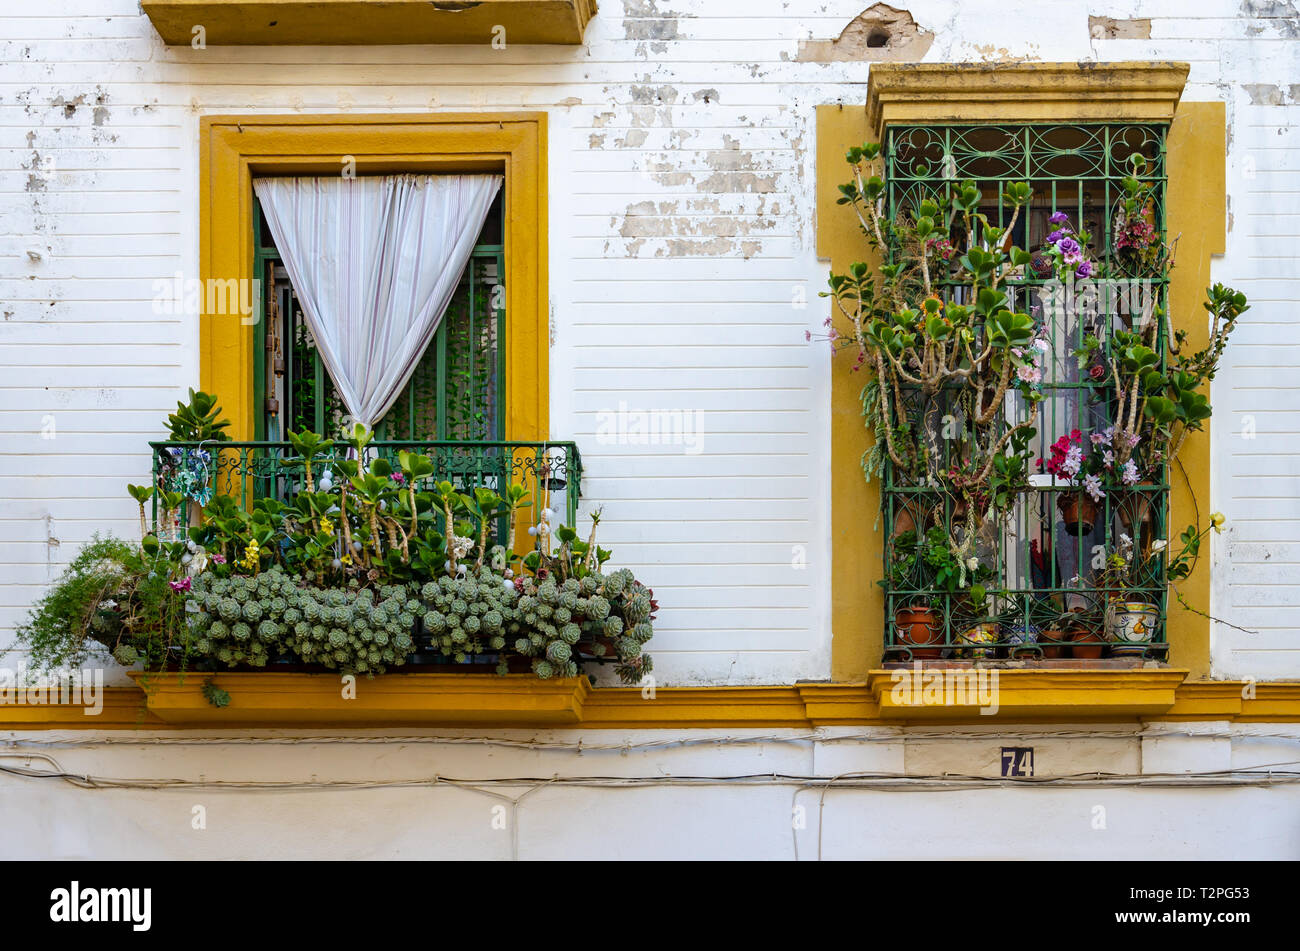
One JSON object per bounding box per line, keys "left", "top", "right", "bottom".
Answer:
{"left": 1057, "top": 491, "right": 1099, "bottom": 537}
{"left": 894, "top": 605, "right": 943, "bottom": 659}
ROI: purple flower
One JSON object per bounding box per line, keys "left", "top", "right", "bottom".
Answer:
{"left": 1047, "top": 229, "right": 1063, "bottom": 243}
{"left": 212, "top": 554, "right": 227, "bottom": 564}
{"left": 1083, "top": 473, "right": 1104, "bottom": 502}
{"left": 1057, "top": 237, "right": 1080, "bottom": 257}
{"left": 1076, "top": 261, "right": 1093, "bottom": 278}
{"left": 1049, "top": 211, "right": 1069, "bottom": 225}
{"left": 1121, "top": 460, "right": 1140, "bottom": 485}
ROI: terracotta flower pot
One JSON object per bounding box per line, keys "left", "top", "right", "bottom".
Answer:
{"left": 1068, "top": 624, "right": 1104, "bottom": 659}
{"left": 1058, "top": 491, "right": 1099, "bottom": 537}
{"left": 894, "top": 606, "right": 943, "bottom": 659}
{"left": 1118, "top": 482, "right": 1157, "bottom": 540}
{"left": 1038, "top": 628, "right": 1067, "bottom": 659}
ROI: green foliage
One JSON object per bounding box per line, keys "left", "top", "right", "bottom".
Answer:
{"left": 15, "top": 535, "right": 185, "bottom": 674}
{"left": 188, "top": 567, "right": 418, "bottom": 675}
{"left": 419, "top": 566, "right": 521, "bottom": 667}
{"left": 165, "top": 389, "right": 231, "bottom": 442}
{"left": 201, "top": 679, "right": 231, "bottom": 708}
{"left": 515, "top": 567, "right": 655, "bottom": 685}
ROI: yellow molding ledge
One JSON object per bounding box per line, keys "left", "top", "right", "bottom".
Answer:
{"left": 3, "top": 675, "right": 1300, "bottom": 730}
{"left": 865, "top": 61, "right": 1190, "bottom": 129}
{"left": 870, "top": 668, "right": 1189, "bottom": 720}
{"left": 143, "top": 0, "right": 598, "bottom": 46}
{"left": 130, "top": 673, "right": 592, "bottom": 726}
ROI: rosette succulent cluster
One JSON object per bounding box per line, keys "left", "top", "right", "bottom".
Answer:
{"left": 188, "top": 566, "right": 418, "bottom": 674}
{"left": 515, "top": 568, "right": 655, "bottom": 684}
{"left": 419, "top": 566, "right": 523, "bottom": 670}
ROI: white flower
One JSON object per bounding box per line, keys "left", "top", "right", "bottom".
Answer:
{"left": 1151, "top": 539, "right": 1168, "bottom": 554}
{"left": 966, "top": 557, "right": 980, "bottom": 571}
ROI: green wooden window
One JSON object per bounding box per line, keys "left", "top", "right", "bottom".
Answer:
{"left": 252, "top": 194, "right": 505, "bottom": 443}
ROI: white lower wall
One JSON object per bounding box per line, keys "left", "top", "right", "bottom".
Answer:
{"left": 2, "top": 722, "right": 1297, "bottom": 859}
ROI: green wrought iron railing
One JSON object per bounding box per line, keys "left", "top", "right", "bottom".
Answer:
{"left": 879, "top": 121, "right": 1172, "bottom": 662}
{"left": 149, "top": 440, "right": 583, "bottom": 544}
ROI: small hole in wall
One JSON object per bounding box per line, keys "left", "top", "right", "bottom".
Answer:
{"left": 866, "top": 30, "right": 890, "bottom": 48}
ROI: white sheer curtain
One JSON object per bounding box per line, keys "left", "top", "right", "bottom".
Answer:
{"left": 253, "top": 173, "right": 503, "bottom": 431}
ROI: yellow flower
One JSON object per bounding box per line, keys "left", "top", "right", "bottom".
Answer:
{"left": 1210, "top": 512, "right": 1225, "bottom": 533}
{"left": 340, "top": 553, "right": 352, "bottom": 566}
{"left": 320, "top": 518, "right": 334, "bottom": 535}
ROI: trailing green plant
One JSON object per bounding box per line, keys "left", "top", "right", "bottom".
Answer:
{"left": 15, "top": 535, "right": 187, "bottom": 674}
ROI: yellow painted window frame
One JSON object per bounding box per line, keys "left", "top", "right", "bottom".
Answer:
{"left": 818, "top": 62, "right": 1225, "bottom": 680}
{"left": 199, "top": 112, "right": 549, "bottom": 443}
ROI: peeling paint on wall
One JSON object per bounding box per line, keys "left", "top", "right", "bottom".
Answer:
{"left": 1088, "top": 16, "right": 1152, "bottom": 40}
{"left": 795, "top": 3, "right": 934, "bottom": 62}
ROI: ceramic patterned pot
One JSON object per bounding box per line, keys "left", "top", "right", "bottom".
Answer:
{"left": 1107, "top": 601, "right": 1160, "bottom": 656}
{"left": 1006, "top": 623, "right": 1040, "bottom": 658}
{"left": 956, "top": 622, "right": 1000, "bottom": 659}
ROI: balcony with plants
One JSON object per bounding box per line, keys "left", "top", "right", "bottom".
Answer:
{"left": 17, "top": 389, "right": 658, "bottom": 716}
{"left": 820, "top": 123, "right": 1245, "bottom": 665}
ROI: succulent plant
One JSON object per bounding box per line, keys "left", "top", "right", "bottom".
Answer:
{"left": 189, "top": 566, "right": 417, "bottom": 675}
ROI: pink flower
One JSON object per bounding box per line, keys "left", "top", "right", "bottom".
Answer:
{"left": 169, "top": 577, "right": 192, "bottom": 593}
{"left": 1017, "top": 365, "right": 1042, "bottom": 384}
{"left": 212, "top": 554, "right": 226, "bottom": 564}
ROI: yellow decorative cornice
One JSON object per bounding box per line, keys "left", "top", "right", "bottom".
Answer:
{"left": 143, "top": 0, "right": 598, "bottom": 46}
{"left": 3, "top": 673, "right": 1299, "bottom": 730}
{"left": 865, "top": 61, "right": 1191, "bottom": 132}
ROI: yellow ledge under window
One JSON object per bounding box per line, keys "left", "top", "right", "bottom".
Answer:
{"left": 3, "top": 674, "right": 1300, "bottom": 729}
{"left": 143, "top": 0, "right": 598, "bottom": 46}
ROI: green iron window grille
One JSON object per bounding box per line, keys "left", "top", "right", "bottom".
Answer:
{"left": 150, "top": 439, "right": 582, "bottom": 550}
{"left": 880, "top": 122, "right": 1171, "bottom": 663}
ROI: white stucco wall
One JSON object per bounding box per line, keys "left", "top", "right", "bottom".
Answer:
{"left": 1, "top": 0, "right": 1297, "bottom": 683}
{"left": 1, "top": 1, "right": 1299, "bottom": 859}
{"left": 2, "top": 722, "right": 1298, "bottom": 859}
